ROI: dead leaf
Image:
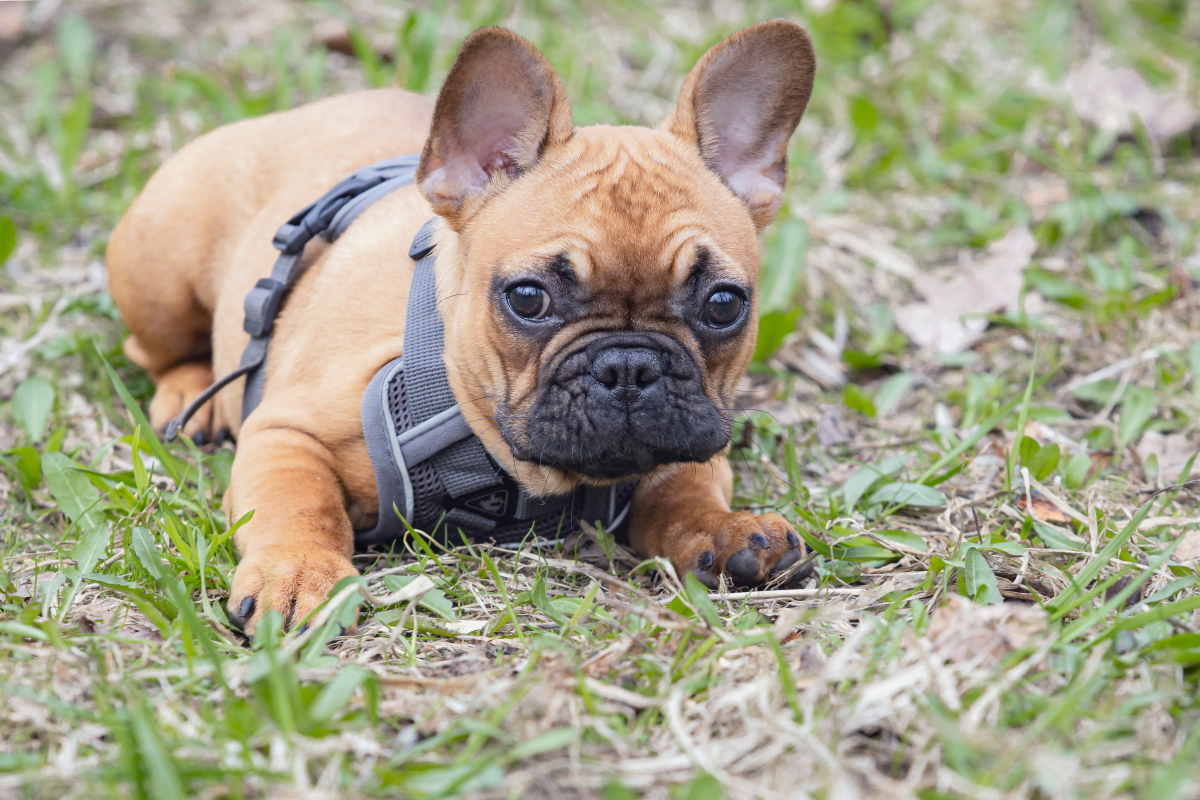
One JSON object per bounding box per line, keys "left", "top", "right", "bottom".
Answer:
{"left": 1173, "top": 530, "right": 1200, "bottom": 564}
{"left": 926, "top": 594, "right": 1046, "bottom": 667}
{"left": 73, "top": 596, "right": 164, "bottom": 642}
{"left": 775, "top": 346, "right": 846, "bottom": 389}
{"left": 1135, "top": 431, "right": 1199, "bottom": 483}
{"left": 314, "top": 19, "right": 353, "bottom": 57}
{"left": 816, "top": 404, "right": 852, "bottom": 447}
{"left": 895, "top": 227, "right": 1035, "bottom": 354}
{"left": 1022, "top": 178, "right": 1069, "bottom": 211}
{"left": 1016, "top": 494, "right": 1072, "bottom": 524}
{"left": 1067, "top": 59, "right": 1197, "bottom": 144}
{"left": 0, "top": 3, "right": 26, "bottom": 43}
{"left": 1023, "top": 420, "right": 1085, "bottom": 456}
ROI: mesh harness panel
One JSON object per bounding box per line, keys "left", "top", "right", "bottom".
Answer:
{"left": 164, "top": 155, "right": 634, "bottom": 549}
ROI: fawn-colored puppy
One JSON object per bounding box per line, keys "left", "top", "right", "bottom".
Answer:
{"left": 107, "top": 22, "right": 816, "bottom": 634}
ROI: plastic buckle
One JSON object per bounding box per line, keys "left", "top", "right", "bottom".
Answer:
{"left": 276, "top": 219, "right": 316, "bottom": 254}
{"left": 243, "top": 278, "right": 286, "bottom": 337}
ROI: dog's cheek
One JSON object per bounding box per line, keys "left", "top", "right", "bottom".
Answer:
{"left": 702, "top": 330, "right": 756, "bottom": 402}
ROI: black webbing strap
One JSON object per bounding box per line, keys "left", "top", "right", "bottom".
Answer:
{"left": 162, "top": 154, "right": 421, "bottom": 441}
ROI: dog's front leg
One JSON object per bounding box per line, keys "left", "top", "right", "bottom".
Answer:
{"left": 628, "top": 456, "right": 804, "bottom": 589}
{"left": 224, "top": 426, "right": 359, "bottom": 635}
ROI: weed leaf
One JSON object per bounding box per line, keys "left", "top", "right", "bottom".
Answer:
{"left": 96, "top": 346, "right": 185, "bottom": 482}
{"left": 684, "top": 573, "right": 724, "bottom": 630}
{"left": 684, "top": 772, "right": 727, "bottom": 800}
{"left": 43, "top": 452, "right": 104, "bottom": 530}
{"left": 753, "top": 309, "right": 800, "bottom": 363}
{"left": 760, "top": 218, "right": 808, "bottom": 314}
{"left": 843, "top": 455, "right": 906, "bottom": 512}
{"left": 9, "top": 446, "right": 42, "bottom": 490}
{"left": 844, "top": 383, "right": 876, "bottom": 417}
{"left": 0, "top": 217, "right": 15, "bottom": 263}
{"left": 71, "top": 522, "right": 110, "bottom": 575}
{"left": 55, "top": 14, "right": 94, "bottom": 89}
{"left": 130, "top": 526, "right": 165, "bottom": 582}
{"left": 869, "top": 482, "right": 946, "bottom": 508}
{"left": 964, "top": 547, "right": 1003, "bottom": 605}
{"left": 308, "top": 665, "right": 370, "bottom": 724}
{"left": 1118, "top": 387, "right": 1156, "bottom": 446}
{"left": 1027, "top": 442, "right": 1061, "bottom": 481}
{"left": 12, "top": 376, "right": 54, "bottom": 443}
{"left": 508, "top": 728, "right": 574, "bottom": 760}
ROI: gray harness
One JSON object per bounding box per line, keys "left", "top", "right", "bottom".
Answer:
{"left": 165, "top": 155, "right": 634, "bottom": 549}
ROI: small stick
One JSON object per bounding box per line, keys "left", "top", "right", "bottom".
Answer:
{"left": 1061, "top": 347, "right": 1164, "bottom": 393}
{"left": 705, "top": 587, "right": 865, "bottom": 602}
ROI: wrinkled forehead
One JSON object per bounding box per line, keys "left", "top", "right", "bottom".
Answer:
{"left": 466, "top": 126, "right": 761, "bottom": 286}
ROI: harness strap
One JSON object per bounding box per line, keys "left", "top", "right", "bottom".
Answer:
{"left": 162, "top": 154, "right": 422, "bottom": 440}
{"left": 402, "top": 222, "right": 500, "bottom": 503}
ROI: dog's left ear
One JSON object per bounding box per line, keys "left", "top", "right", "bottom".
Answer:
{"left": 418, "top": 27, "right": 573, "bottom": 228}
{"left": 666, "top": 20, "right": 815, "bottom": 229}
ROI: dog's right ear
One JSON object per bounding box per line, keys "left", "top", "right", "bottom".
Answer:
{"left": 417, "top": 28, "right": 573, "bottom": 229}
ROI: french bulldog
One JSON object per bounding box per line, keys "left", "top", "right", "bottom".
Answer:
{"left": 106, "top": 21, "right": 816, "bottom": 634}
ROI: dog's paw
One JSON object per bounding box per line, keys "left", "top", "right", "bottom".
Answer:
{"left": 227, "top": 542, "right": 359, "bottom": 636}
{"left": 686, "top": 511, "right": 806, "bottom": 589}
{"left": 147, "top": 362, "right": 232, "bottom": 445}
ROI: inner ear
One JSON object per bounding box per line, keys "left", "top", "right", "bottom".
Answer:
{"left": 418, "top": 28, "right": 573, "bottom": 228}
{"left": 667, "top": 21, "right": 815, "bottom": 229}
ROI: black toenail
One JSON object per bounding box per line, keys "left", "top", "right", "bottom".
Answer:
{"left": 296, "top": 623, "right": 308, "bottom": 635}
{"left": 238, "top": 597, "right": 255, "bottom": 623}
{"left": 771, "top": 548, "right": 801, "bottom": 575}
{"left": 336, "top": 624, "right": 346, "bottom": 637}
{"left": 191, "top": 430, "right": 208, "bottom": 447}
{"left": 787, "top": 530, "right": 800, "bottom": 548}
{"left": 692, "top": 570, "right": 718, "bottom": 590}
{"left": 214, "top": 428, "right": 231, "bottom": 445}
{"left": 750, "top": 533, "right": 770, "bottom": 550}
{"left": 725, "top": 548, "right": 760, "bottom": 583}
{"left": 698, "top": 551, "right": 714, "bottom": 570}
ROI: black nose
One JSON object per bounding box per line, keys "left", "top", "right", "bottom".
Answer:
{"left": 589, "top": 347, "right": 663, "bottom": 403}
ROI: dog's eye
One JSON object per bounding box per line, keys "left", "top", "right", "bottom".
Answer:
{"left": 702, "top": 290, "right": 744, "bottom": 328}
{"left": 507, "top": 284, "right": 552, "bottom": 320}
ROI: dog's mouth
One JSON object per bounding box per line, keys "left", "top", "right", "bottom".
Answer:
{"left": 505, "top": 441, "right": 682, "bottom": 482}
{"left": 498, "top": 332, "right": 731, "bottom": 481}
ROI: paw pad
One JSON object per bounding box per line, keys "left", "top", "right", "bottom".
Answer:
{"left": 725, "top": 548, "right": 761, "bottom": 582}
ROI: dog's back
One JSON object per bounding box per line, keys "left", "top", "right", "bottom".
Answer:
{"left": 107, "top": 88, "right": 432, "bottom": 437}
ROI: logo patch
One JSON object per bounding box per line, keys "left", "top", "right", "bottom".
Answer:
{"left": 463, "top": 489, "right": 509, "bottom": 518}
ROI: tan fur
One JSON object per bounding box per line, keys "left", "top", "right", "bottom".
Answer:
{"left": 107, "top": 23, "right": 816, "bottom": 634}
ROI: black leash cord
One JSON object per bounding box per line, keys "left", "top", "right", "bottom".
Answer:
{"left": 161, "top": 360, "right": 258, "bottom": 443}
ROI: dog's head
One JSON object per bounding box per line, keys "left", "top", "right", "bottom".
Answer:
{"left": 417, "top": 22, "right": 815, "bottom": 492}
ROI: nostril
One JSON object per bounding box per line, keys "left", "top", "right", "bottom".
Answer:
{"left": 591, "top": 361, "right": 619, "bottom": 387}
{"left": 633, "top": 359, "right": 662, "bottom": 388}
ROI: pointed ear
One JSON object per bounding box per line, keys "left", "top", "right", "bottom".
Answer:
{"left": 417, "top": 27, "right": 573, "bottom": 228}
{"left": 666, "top": 21, "right": 815, "bottom": 229}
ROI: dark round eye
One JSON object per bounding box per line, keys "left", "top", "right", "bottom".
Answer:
{"left": 507, "top": 284, "right": 552, "bottom": 320}
{"left": 702, "top": 290, "right": 744, "bottom": 328}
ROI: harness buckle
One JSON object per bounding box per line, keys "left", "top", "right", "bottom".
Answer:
{"left": 243, "top": 277, "right": 286, "bottom": 337}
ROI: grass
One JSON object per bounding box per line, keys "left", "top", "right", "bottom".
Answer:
{"left": 2, "top": 0, "right": 1200, "bottom": 797}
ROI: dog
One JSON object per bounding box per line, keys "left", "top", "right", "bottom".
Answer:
{"left": 106, "top": 21, "right": 816, "bottom": 634}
